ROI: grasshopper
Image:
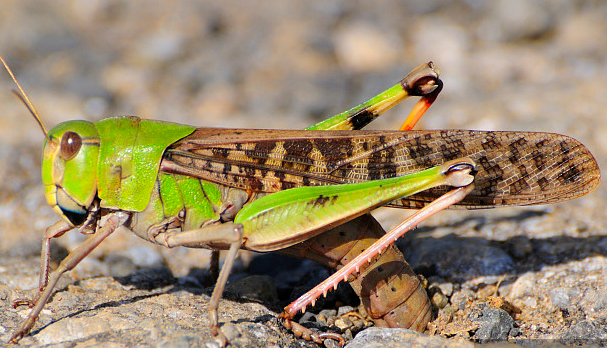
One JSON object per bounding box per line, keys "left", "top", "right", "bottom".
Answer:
{"left": 3, "top": 55, "right": 600, "bottom": 346}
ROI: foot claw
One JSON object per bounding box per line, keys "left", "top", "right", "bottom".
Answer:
{"left": 318, "top": 332, "right": 346, "bottom": 346}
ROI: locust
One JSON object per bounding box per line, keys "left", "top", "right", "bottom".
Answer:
{"left": 3, "top": 56, "right": 600, "bottom": 346}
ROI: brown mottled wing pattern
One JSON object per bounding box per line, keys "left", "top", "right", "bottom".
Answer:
{"left": 160, "top": 128, "right": 600, "bottom": 208}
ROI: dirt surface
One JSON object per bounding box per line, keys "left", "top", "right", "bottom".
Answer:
{"left": 0, "top": 1, "right": 606, "bottom": 347}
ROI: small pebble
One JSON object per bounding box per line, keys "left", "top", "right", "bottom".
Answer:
{"left": 319, "top": 309, "right": 337, "bottom": 318}
{"left": 438, "top": 283, "right": 454, "bottom": 297}
{"left": 334, "top": 317, "right": 352, "bottom": 330}
{"left": 472, "top": 307, "right": 515, "bottom": 342}
{"left": 337, "top": 305, "right": 355, "bottom": 316}
{"left": 428, "top": 284, "right": 449, "bottom": 309}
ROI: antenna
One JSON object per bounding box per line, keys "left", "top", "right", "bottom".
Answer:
{"left": 0, "top": 54, "right": 50, "bottom": 141}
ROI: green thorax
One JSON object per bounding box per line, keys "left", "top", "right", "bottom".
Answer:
{"left": 95, "top": 116, "right": 195, "bottom": 211}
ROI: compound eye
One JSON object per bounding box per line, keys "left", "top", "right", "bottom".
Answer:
{"left": 60, "top": 131, "right": 82, "bottom": 160}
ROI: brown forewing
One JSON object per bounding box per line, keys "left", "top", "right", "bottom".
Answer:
{"left": 160, "top": 128, "right": 600, "bottom": 209}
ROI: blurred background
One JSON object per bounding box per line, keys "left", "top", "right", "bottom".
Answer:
{"left": 0, "top": 0, "right": 606, "bottom": 344}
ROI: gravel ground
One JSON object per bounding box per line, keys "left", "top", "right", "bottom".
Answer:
{"left": 0, "top": 1, "right": 606, "bottom": 347}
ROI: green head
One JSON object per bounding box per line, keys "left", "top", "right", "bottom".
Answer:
{"left": 42, "top": 120, "right": 100, "bottom": 226}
